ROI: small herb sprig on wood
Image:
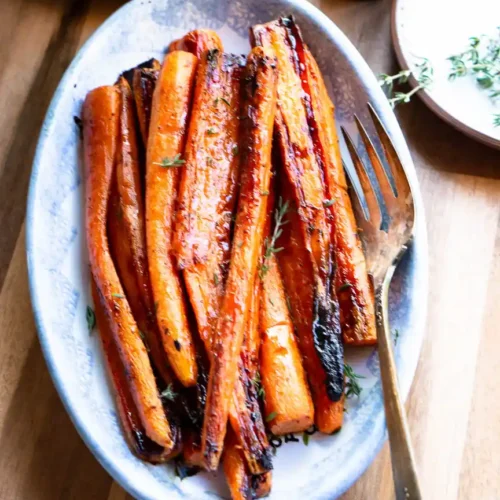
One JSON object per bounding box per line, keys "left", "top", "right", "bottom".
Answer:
{"left": 344, "top": 363, "right": 365, "bottom": 398}
{"left": 154, "top": 154, "right": 185, "bottom": 168}
{"left": 379, "top": 58, "right": 434, "bottom": 108}
{"left": 259, "top": 197, "right": 290, "bottom": 279}
{"left": 447, "top": 30, "right": 500, "bottom": 127}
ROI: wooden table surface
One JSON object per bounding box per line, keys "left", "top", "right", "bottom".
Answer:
{"left": 1, "top": 0, "right": 499, "bottom": 498}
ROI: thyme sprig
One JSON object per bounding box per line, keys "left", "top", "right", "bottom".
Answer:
{"left": 379, "top": 58, "right": 434, "bottom": 108}
{"left": 344, "top": 363, "right": 365, "bottom": 399}
{"left": 447, "top": 30, "right": 500, "bottom": 127}
{"left": 259, "top": 197, "right": 290, "bottom": 278}
{"left": 154, "top": 154, "right": 185, "bottom": 168}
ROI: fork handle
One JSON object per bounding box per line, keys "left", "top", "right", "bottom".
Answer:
{"left": 376, "top": 267, "right": 422, "bottom": 500}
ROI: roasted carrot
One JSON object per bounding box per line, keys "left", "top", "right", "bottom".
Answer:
{"left": 91, "top": 279, "right": 180, "bottom": 462}
{"left": 169, "top": 29, "right": 223, "bottom": 58}
{"left": 202, "top": 47, "right": 278, "bottom": 471}
{"left": 146, "top": 51, "right": 198, "bottom": 387}
{"left": 251, "top": 18, "right": 344, "bottom": 402}
{"left": 172, "top": 49, "right": 244, "bottom": 350}
{"left": 303, "top": 47, "right": 376, "bottom": 345}
{"left": 260, "top": 253, "right": 315, "bottom": 435}
{"left": 105, "top": 76, "right": 174, "bottom": 387}
{"left": 223, "top": 429, "right": 272, "bottom": 500}
{"left": 132, "top": 59, "right": 160, "bottom": 146}
{"left": 276, "top": 194, "right": 344, "bottom": 433}
{"left": 84, "top": 85, "right": 174, "bottom": 450}
{"left": 228, "top": 252, "right": 272, "bottom": 474}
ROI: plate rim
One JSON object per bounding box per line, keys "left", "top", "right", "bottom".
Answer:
{"left": 391, "top": 0, "right": 500, "bottom": 151}
{"left": 26, "top": 0, "right": 429, "bottom": 498}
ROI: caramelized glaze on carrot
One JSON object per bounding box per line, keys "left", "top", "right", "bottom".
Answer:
{"left": 201, "top": 47, "right": 278, "bottom": 471}
{"left": 146, "top": 51, "right": 198, "bottom": 387}
{"left": 251, "top": 18, "right": 344, "bottom": 401}
{"left": 169, "top": 29, "right": 224, "bottom": 58}
{"left": 84, "top": 85, "right": 174, "bottom": 450}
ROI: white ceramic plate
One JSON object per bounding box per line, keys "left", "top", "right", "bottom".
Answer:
{"left": 26, "top": 0, "right": 428, "bottom": 498}
{"left": 392, "top": 0, "right": 500, "bottom": 150}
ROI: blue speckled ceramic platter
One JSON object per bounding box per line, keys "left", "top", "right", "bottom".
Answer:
{"left": 26, "top": 0, "right": 428, "bottom": 498}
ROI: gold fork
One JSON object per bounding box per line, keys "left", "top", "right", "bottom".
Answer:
{"left": 341, "top": 104, "right": 422, "bottom": 500}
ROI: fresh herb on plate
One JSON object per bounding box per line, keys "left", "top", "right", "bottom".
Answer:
{"left": 86, "top": 306, "right": 96, "bottom": 334}
{"left": 447, "top": 30, "right": 500, "bottom": 127}
{"left": 344, "top": 363, "right": 365, "bottom": 398}
{"left": 160, "top": 383, "right": 177, "bottom": 402}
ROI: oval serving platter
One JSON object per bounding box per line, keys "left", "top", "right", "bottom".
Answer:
{"left": 26, "top": 0, "right": 428, "bottom": 499}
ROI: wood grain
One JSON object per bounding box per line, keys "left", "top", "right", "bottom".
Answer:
{"left": 0, "top": 0, "right": 499, "bottom": 499}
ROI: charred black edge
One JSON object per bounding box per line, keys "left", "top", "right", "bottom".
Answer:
{"left": 120, "top": 57, "right": 160, "bottom": 88}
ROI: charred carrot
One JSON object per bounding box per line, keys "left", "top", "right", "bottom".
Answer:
{"left": 91, "top": 279, "right": 180, "bottom": 462}
{"left": 84, "top": 86, "right": 174, "bottom": 450}
{"left": 303, "top": 47, "right": 376, "bottom": 345}
{"left": 146, "top": 51, "right": 199, "bottom": 387}
{"left": 132, "top": 59, "right": 160, "bottom": 146}
{"left": 260, "top": 253, "right": 315, "bottom": 435}
{"left": 172, "top": 49, "right": 244, "bottom": 349}
{"left": 277, "top": 196, "right": 344, "bottom": 433}
{"left": 202, "top": 47, "right": 278, "bottom": 471}
{"left": 251, "top": 18, "right": 344, "bottom": 402}
{"left": 169, "top": 29, "right": 223, "bottom": 58}
{"left": 223, "top": 429, "right": 272, "bottom": 500}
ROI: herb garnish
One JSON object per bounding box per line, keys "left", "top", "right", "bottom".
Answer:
{"left": 160, "top": 384, "right": 177, "bottom": 402}
{"left": 261, "top": 190, "right": 270, "bottom": 196}
{"left": 112, "top": 293, "right": 125, "bottom": 299}
{"left": 251, "top": 372, "right": 265, "bottom": 398}
{"left": 344, "top": 363, "right": 365, "bottom": 398}
{"left": 259, "top": 197, "right": 290, "bottom": 278}
{"left": 206, "top": 127, "right": 217, "bottom": 135}
{"left": 302, "top": 433, "right": 310, "bottom": 446}
{"left": 266, "top": 411, "right": 278, "bottom": 422}
{"left": 154, "top": 154, "right": 185, "bottom": 168}
{"left": 213, "top": 272, "right": 219, "bottom": 286}
{"left": 447, "top": 31, "right": 500, "bottom": 126}
{"left": 323, "top": 199, "right": 335, "bottom": 207}
{"left": 86, "top": 306, "right": 96, "bottom": 334}
{"left": 221, "top": 97, "right": 231, "bottom": 107}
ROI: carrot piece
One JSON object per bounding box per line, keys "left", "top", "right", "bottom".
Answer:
{"left": 201, "top": 47, "right": 278, "bottom": 471}
{"left": 223, "top": 429, "right": 272, "bottom": 500}
{"left": 91, "top": 279, "right": 180, "bottom": 462}
{"left": 169, "top": 29, "right": 223, "bottom": 58}
{"left": 277, "top": 196, "right": 344, "bottom": 433}
{"left": 260, "top": 253, "right": 315, "bottom": 435}
{"left": 251, "top": 18, "right": 344, "bottom": 402}
{"left": 172, "top": 49, "right": 244, "bottom": 350}
{"left": 304, "top": 48, "right": 376, "bottom": 345}
{"left": 106, "top": 76, "right": 174, "bottom": 387}
{"left": 146, "top": 51, "right": 198, "bottom": 387}
{"left": 132, "top": 59, "right": 160, "bottom": 146}
{"left": 84, "top": 85, "right": 174, "bottom": 450}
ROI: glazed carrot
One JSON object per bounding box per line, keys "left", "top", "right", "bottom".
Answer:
{"left": 277, "top": 196, "right": 344, "bottom": 433}
{"left": 202, "top": 47, "right": 278, "bottom": 471}
{"left": 84, "top": 86, "right": 174, "bottom": 450}
{"left": 132, "top": 59, "right": 160, "bottom": 146}
{"left": 223, "top": 429, "right": 272, "bottom": 500}
{"left": 260, "top": 254, "right": 315, "bottom": 435}
{"left": 304, "top": 47, "right": 376, "bottom": 345}
{"left": 173, "top": 49, "right": 244, "bottom": 349}
{"left": 91, "top": 279, "right": 180, "bottom": 462}
{"left": 251, "top": 18, "right": 344, "bottom": 402}
{"left": 106, "top": 77, "right": 173, "bottom": 386}
{"left": 228, "top": 259, "right": 272, "bottom": 474}
{"left": 169, "top": 29, "right": 223, "bottom": 58}
{"left": 146, "top": 51, "right": 198, "bottom": 387}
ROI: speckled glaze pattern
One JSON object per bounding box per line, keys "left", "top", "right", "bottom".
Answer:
{"left": 26, "top": 1, "right": 428, "bottom": 499}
